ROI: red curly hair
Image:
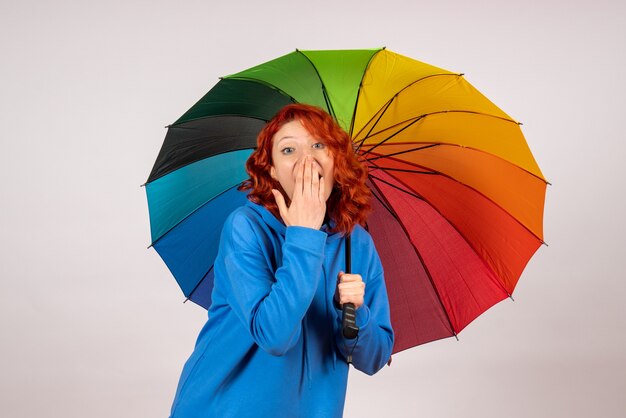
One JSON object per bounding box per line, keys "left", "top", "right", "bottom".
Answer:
{"left": 239, "top": 103, "right": 371, "bottom": 235}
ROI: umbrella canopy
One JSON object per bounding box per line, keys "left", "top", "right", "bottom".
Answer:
{"left": 145, "top": 48, "right": 547, "bottom": 354}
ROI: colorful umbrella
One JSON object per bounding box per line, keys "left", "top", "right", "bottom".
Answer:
{"left": 145, "top": 48, "right": 547, "bottom": 354}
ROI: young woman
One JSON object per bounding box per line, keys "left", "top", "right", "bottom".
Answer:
{"left": 169, "top": 104, "right": 394, "bottom": 418}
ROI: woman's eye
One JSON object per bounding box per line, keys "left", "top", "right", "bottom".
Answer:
{"left": 281, "top": 147, "right": 295, "bottom": 155}
{"left": 312, "top": 143, "right": 325, "bottom": 149}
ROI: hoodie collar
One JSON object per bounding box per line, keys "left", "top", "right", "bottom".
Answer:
{"left": 245, "top": 200, "right": 343, "bottom": 241}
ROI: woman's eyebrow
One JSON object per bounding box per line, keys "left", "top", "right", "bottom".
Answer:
{"left": 276, "top": 135, "right": 296, "bottom": 145}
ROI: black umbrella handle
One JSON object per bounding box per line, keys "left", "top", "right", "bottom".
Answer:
{"left": 342, "top": 235, "right": 359, "bottom": 340}
{"left": 342, "top": 303, "right": 359, "bottom": 339}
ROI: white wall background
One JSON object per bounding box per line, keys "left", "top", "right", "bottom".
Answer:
{"left": 1, "top": 0, "right": 625, "bottom": 417}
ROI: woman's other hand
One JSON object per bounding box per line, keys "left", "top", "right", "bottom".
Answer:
{"left": 335, "top": 271, "right": 365, "bottom": 310}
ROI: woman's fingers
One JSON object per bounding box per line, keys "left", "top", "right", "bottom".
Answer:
{"left": 311, "top": 161, "right": 320, "bottom": 200}
{"left": 338, "top": 272, "right": 363, "bottom": 283}
{"left": 303, "top": 156, "right": 313, "bottom": 197}
{"left": 294, "top": 157, "right": 305, "bottom": 199}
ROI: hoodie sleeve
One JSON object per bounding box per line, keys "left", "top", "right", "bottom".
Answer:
{"left": 334, "top": 232, "right": 394, "bottom": 375}
{"left": 215, "top": 210, "right": 327, "bottom": 356}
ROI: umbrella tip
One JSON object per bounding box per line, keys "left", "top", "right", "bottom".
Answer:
{"left": 183, "top": 298, "right": 189, "bottom": 304}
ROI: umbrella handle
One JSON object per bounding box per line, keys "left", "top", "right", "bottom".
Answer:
{"left": 342, "top": 235, "right": 359, "bottom": 340}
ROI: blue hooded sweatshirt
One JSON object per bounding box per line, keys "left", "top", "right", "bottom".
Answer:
{"left": 169, "top": 201, "right": 394, "bottom": 418}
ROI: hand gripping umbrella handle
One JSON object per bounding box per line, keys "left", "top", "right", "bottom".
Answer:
{"left": 342, "top": 235, "right": 359, "bottom": 340}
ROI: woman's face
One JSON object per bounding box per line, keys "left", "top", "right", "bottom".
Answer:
{"left": 270, "top": 119, "right": 335, "bottom": 202}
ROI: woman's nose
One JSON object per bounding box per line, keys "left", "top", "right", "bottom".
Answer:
{"left": 302, "top": 153, "right": 320, "bottom": 166}
{"left": 299, "top": 151, "right": 314, "bottom": 162}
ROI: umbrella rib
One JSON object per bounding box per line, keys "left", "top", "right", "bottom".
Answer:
{"left": 349, "top": 48, "right": 385, "bottom": 137}
{"left": 171, "top": 112, "right": 281, "bottom": 126}
{"left": 369, "top": 174, "right": 425, "bottom": 201}
{"left": 367, "top": 176, "right": 458, "bottom": 340}
{"left": 364, "top": 144, "right": 441, "bottom": 163}
{"left": 369, "top": 183, "right": 400, "bottom": 222}
{"left": 186, "top": 265, "right": 215, "bottom": 304}
{"left": 368, "top": 166, "right": 439, "bottom": 175}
